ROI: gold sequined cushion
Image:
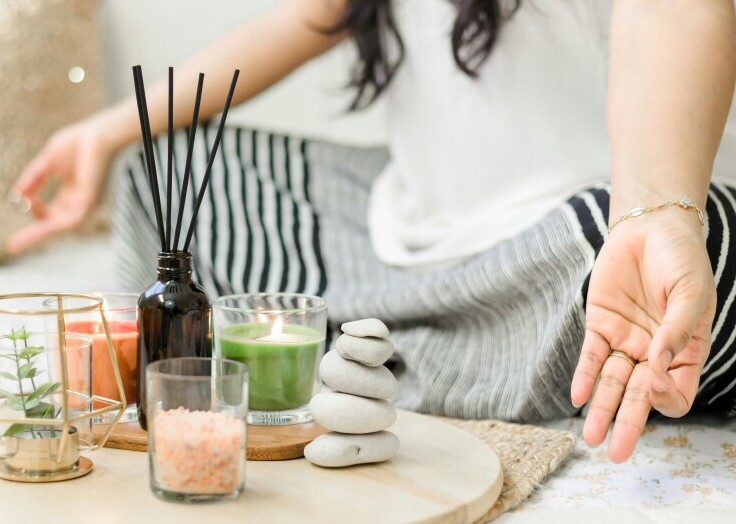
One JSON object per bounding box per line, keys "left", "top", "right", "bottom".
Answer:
{"left": 0, "top": 0, "right": 103, "bottom": 257}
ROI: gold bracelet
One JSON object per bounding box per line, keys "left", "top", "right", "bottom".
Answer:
{"left": 608, "top": 196, "right": 705, "bottom": 234}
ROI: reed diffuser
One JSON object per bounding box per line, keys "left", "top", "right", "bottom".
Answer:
{"left": 132, "top": 65, "right": 239, "bottom": 430}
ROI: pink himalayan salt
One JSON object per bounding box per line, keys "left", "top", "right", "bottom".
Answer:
{"left": 153, "top": 407, "right": 245, "bottom": 494}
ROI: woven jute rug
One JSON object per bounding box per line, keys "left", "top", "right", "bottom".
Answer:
{"left": 442, "top": 417, "right": 575, "bottom": 522}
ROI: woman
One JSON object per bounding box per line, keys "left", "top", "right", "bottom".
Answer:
{"left": 8, "top": 0, "right": 736, "bottom": 463}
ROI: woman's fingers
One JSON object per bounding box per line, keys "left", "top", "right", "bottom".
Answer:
{"left": 582, "top": 355, "right": 634, "bottom": 447}
{"left": 7, "top": 222, "right": 55, "bottom": 255}
{"left": 571, "top": 329, "right": 610, "bottom": 408}
{"left": 647, "top": 291, "right": 701, "bottom": 392}
{"left": 14, "top": 150, "right": 55, "bottom": 199}
{"left": 650, "top": 365, "right": 699, "bottom": 418}
{"left": 4, "top": 190, "right": 84, "bottom": 255}
{"left": 608, "top": 364, "right": 652, "bottom": 463}
{"left": 11, "top": 149, "right": 56, "bottom": 220}
{"left": 6, "top": 122, "right": 112, "bottom": 256}
{"left": 606, "top": 361, "right": 700, "bottom": 462}
{"left": 26, "top": 196, "right": 48, "bottom": 220}
{"left": 5, "top": 217, "right": 71, "bottom": 256}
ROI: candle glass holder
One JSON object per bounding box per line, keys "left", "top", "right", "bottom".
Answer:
{"left": 147, "top": 357, "right": 247, "bottom": 503}
{"left": 0, "top": 293, "right": 126, "bottom": 482}
{"left": 44, "top": 293, "right": 139, "bottom": 423}
{"left": 213, "top": 294, "right": 327, "bottom": 426}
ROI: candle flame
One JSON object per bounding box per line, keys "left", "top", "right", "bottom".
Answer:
{"left": 270, "top": 316, "right": 284, "bottom": 337}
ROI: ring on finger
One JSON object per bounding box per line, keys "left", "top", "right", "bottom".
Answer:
{"left": 609, "top": 350, "right": 637, "bottom": 368}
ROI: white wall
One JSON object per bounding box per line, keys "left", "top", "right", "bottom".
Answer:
{"left": 99, "top": 0, "right": 386, "bottom": 145}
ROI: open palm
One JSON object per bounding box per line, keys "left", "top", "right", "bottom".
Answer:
{"left": 571, "top": 213, "right": 715, "bottom": 462}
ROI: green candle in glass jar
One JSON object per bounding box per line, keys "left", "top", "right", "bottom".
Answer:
{"left": 217, "top": 322, "right": 323, "bottom": 411}
{"left": 213, "top": 294, "right": 327, "bottom": 425}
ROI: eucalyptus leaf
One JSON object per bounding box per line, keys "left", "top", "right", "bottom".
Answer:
{"left": 9, "top": 328, "right": 29, "bottom": 342}
{"left": 3, "top": 423, "right": 35, "bottom": 437}
{"left": 0, "top": 371, "right": 18, "bottom": 381}
{"left": 23, "top": 398, "right": 40, "bottom": 410}
{"left": 26, "top": 402, "right": 55, "bottom": 419}
{"left": 8, "top": 398, "right": 24, "bottom": 411}
{"left": 0, "top": 388, "right": 18, "bottom": 402}
{"left": 18, "top": 346, "right": 45, "bottom": 360}
{"left": 27, "top": 382, "right": 60, "bottom": 402}
{"left": 17, "top": 362, "right": 36, "bottom": 379}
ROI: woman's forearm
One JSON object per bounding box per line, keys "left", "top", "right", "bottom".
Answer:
{"left": 100, "top": 0, "right": 347, "bottom": 152}
{"left": 608, "top": 0, "right": 736, "bottom": 218}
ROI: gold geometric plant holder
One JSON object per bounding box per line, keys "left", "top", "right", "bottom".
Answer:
{"left": 0, "top": 293, "right": 127, "bottom": 482}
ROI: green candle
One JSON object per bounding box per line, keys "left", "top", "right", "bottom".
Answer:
{"left": 217, "top": 323, "right": 323, "bottom": 411}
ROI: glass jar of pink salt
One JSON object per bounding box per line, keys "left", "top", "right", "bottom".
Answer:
{"left": 146, "top": 357, "right": 248, "bottom": 502}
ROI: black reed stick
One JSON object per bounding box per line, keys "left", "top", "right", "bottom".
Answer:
{"left": 172, "top": 73, "right": 205, "bottom": 252}
{"left": 132, "top": 66, "right": 165, "bottom": 251}
{"left": 165, "top": 67, "right": 174, "bottom": 252}
{"left": 132, "top": 71, "right": 155, "bottom": 221}
{"left": 136, "top": 67, "right": 166, "bottom": 251}
{"left": 183, "top": 69, "right": 240, "bottom": 252}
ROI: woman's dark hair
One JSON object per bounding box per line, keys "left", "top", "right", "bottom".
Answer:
{"left": 337, "top": 0, "right": 521, "bottom": 110}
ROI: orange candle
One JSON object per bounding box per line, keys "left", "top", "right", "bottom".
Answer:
{"left": 66, "top": 320, "right": 138, "bottom": 405}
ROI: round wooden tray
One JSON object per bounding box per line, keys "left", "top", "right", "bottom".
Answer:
{"left": 8, "top": 410, "right": 503, "bottom": 524}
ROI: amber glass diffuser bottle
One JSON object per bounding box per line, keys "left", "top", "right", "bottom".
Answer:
{"left": 137, "top": 252, "right": 211, "bottom": 429}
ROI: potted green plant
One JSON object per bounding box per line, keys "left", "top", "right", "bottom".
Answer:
{"left": 0, "top": 327, "right": 80, "bottom": 477}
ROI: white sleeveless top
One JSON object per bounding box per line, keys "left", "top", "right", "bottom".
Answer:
{"left": 367, "top": 0, "right": 736, "bottom": 267}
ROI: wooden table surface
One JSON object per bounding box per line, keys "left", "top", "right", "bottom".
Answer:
{"left": 1, "top": 410, "right": 503, "bottom": 524}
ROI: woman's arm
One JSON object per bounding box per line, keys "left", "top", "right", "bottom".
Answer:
{"left": 608, "top": 0, "right": 736, "bottom": 216}
{"left": 102, "top": 0, "right": 348, "bottom": 151}
{"left": 572, "top": 0, "right": 736, "bottom": 462}
{"left": 8, "top": 0, "right": 346, "bottom": 255}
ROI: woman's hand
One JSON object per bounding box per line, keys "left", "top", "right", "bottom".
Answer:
{"left": 6, "top": 114, "right": 122, "bottom": 256}
{"left": 570, "top": 209, "right": 716, "bottom": 463}
{"left": 4, "top": 0, "right": 349, "bottom": 258}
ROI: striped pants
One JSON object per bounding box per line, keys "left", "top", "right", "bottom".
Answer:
{"left": 112, "top": 124, "right": 736, "bottom": 421}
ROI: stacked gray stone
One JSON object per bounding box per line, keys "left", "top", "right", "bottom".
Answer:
{"left": 305, "top": 319, "right": 400, "bottom": 467}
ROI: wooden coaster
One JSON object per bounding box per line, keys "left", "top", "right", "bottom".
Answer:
{"left": 93, "top": 420, "right": 328, "bottom": 461}
{"left": 246, "top": 421, "right": 328, "bottom": 461}
{"left": 94, "top": 423, "right": 147, "bottom": 452}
